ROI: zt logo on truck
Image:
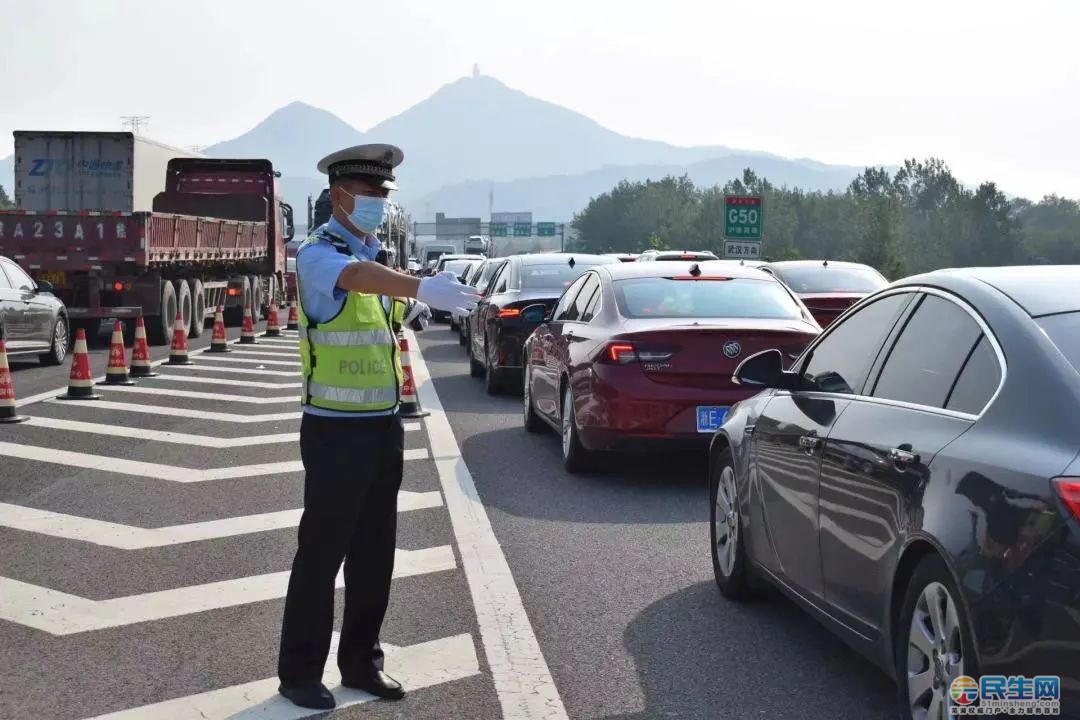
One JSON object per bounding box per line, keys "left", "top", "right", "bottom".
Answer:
{"left": 28, "top": 159, "right": 123, "bottom": 177}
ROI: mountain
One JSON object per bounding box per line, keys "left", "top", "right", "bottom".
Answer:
{"left": 0, "top": 154, "right": 12, "bottom": 197}
{"left": 205, "top": 101, "right": 364, "bottom": 178}
{"left": 420, "top": 154, "right": 867, "bottom": 221}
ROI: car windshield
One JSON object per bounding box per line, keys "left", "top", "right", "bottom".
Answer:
{"left": 1037, "top": 312, "right": 1080, "bottom": 375}
{"left": 774, "top": 266, "right": 887, "bottom": 293}
{"left": 520, "top": 262, "right": 602, "bottom": 290}
{"left": 442, "top": 260, "right": 474, "bottom": 275}
{"left": 614, "top": 277, "right": 804, "bottom": 319}
{"left": 472, "top": 262, "right": 502, "bottom": 288}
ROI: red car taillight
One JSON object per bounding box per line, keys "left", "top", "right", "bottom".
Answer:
{"left": 1053, "top": 478, "right": 1080, "bottom": 521}
{"left": 497, "top": 308, "right": 521, "bottom": 318}
{"left": 599, "top": 342, "right": 676, "bottom": 365}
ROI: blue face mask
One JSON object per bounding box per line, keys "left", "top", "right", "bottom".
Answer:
{"left": 342, "top": 191, "right": 387, "bottom": 234}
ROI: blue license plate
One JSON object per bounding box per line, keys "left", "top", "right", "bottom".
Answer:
{"left": 696, "top": 406, "right": 729, "bottom": 433}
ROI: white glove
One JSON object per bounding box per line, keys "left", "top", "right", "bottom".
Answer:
{"left": 417, "top": 271, "right": 480, "bottom": 315}
{"left": 404, "top": 300, "right": 431, "bottom": 329}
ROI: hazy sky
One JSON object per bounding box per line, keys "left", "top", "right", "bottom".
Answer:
{"left": 2, "top": 0, "right": 1078, "bottom": 198}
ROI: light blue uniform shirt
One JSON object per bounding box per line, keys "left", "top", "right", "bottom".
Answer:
{"left": 297, "top": 217, "right": 395, "bottom": 417}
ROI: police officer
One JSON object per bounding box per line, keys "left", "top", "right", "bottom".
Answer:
{"left": 277, "top": 144, "right": 479, "bottom": 711}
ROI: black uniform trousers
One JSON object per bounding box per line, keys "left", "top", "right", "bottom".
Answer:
{"left": 278, "top": 411, "right": 405, "bottom": 686}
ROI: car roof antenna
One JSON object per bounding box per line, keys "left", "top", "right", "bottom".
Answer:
{"left": 689, "top": 263, "right": 702, "bottom": 277}
{"left": 823, "top": 258, "right": 829, "bottom": 267}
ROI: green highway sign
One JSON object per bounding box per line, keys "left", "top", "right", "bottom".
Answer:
{"left": 724, "top": 195, "right": 763, "bottom": 241}
{"left": 513, "top": 222, "right": 532, "bottom": 237}
{"left": 537, "top": 222, "right": 556, "bottom": 237}
{"left": 491, "top": 222, "right": 508, "bottom": 237}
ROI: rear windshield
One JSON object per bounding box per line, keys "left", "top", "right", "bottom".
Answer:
{"left": 520, "top": 263, "right": 601, "bottom": 290}
{"left": 442, "top": 260, "right": 475, "bottom": 275}
{"left": 1037, "top": 312, "right": 1080, "bottom": 374}
{"left": 614, "top": 277, "right": 804, "bottom": 319}
{"left": 774, "top": 266, "right": 887, "bottom": 293}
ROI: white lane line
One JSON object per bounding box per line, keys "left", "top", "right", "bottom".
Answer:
{"left": 86, "top": 633, "right": 479, "bottom": 720}
{"left": 0, "top": 491, "right": 443, "bottom": 548}
{"left": 165, "top": 364, "right": 299, "bottom": 377}
{"left": 44, "top": 399, "right": 302, "bottom": 423}
{"left": 99, "top": 385, "right": 296, "bottom": 404}
{"left": 185, "top": 356, "right": 300, "bottom": 367}
{"left": 405, "top": 421, "right": 421, "bottom": 432}
{"left": 0, "top": 546, "right": 456, "bottom": 635}
{"left": 22, "top": 416, "right": 298, "bottom": 447}
{"left": 407, "top": 330, "right": 568, "bottom": 720}
{"left": 140, "top": 375, "right": 302, "bottom": 389}
{"left": 0, "top": 443, "right": 428, "bottom": 480}
{"left": 0, "top": 441, "right": 302, "bottom": 482}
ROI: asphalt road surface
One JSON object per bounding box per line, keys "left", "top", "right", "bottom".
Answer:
{"left": 0, "top": 318, "right": 901, "bottom": 719}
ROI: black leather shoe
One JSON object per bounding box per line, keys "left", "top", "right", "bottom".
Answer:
{"left": 278, "top": 682, "right": 336, "bottom": 710}
{"left": 341, "top": 670, "right": 405, "bottom": 700}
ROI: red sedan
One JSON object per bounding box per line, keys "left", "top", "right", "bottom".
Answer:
{"left": 522, "top": 262, "right": 821, "bottom": 472}
{"left": 761, "top": 260, "right": 888, "bottom": 327}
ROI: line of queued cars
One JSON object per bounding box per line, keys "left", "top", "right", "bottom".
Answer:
{"left": 435, "top": 250, "right": 1080, "bottom": 718}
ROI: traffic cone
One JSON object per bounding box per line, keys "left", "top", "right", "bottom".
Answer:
{"left": 99, "top": 320, "right": 135, "bottom": 386}
{"left": 397, "top": 333, "right": 429, "bottom": 418}
{"left": 0, "top": 339, "right": 28, "bottom": 423}
{"left": 130, "top": 316, "right": 158, "bottom": 377}
{"left": 265, "top": 303, "right": 282, "bottom": 337}
{"left": 168, "top": 311, "right": 194, "bottom": 365}
{"left": 57, "top": 328, "right": 101, "bottom": 400}
{"left": 208, "top": 306, "right": 231, "bottom": 353}
{"left": 240, "top": 304, "right": 258, "bottom": 345}
{"left": 286, "top": 300, "right": 299, "bottom": 331}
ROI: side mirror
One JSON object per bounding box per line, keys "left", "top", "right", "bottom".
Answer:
{"left": 281, "top": 203, "right": 295, "bottom": 241}
{"left": 35, "top": 279, "right": 55, "bottom": 294}
{"left": 733, "top": 349, "right": 791, "bottom": 389}
{"left": 520, "top": 303, "right": 548, "bottom": 323}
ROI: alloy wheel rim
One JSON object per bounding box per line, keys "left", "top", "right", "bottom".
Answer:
{"left": 714, "top": 465, "right": 739, "bottom": 577}
{"left": 54, "top": 320, "right": 68, "bottom": 362}
{"left": 561, "top": 392, "right": 572, "bottom": 457}
{"left": 907, "top": 581, "right": 964, "bottom": 720}
{"left": 523, "top": 363, "right": 532, "bottom": 422}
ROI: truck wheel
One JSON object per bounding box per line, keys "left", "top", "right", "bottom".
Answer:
{"left": 249, "top": 275, "right": 264, "bottom": 320}
{"left": 175, "top": 280, "right": 192, "bottom": 339}
{"left": 147, "top": 281, "right": 177, "bottom": 345}
{"left": 267, "top": 275, "right": 279, "bottom": 311}
{"left": 224, "top": 276, "right": 250, "bottom": 327}
{"left": 188, "top": 279, "right": 206, "bottom": 338}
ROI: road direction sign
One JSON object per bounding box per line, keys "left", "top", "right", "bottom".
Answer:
{"left": 491, "top": 222, "right": 508, "bottom": 237}
{"left": 724, "top": 241, "right": 762, "bottom": 260}
{"left": 537, "top": 222, "right": 556, "bottom": 237}
{"left": 724, "top": 195, "right": 763, "bottom": 241}
{"left": 513, "top": 222, "right": 532, "bottom": 237}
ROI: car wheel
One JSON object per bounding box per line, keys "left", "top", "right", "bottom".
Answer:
{"left": 469, "top": 335, "right": 485, "bottom": 378}
{"left": 449, "top": 317, "right": 458, "bottom": 331}
{"left": 39, "top": 315, "right": 69, "bottom": 366}
{"left": 897, "top": 555, "right": 976, "bottom": 720}
{"left": 458, "top": 326, "right": 468, "bottom": 347}
{"left": 484, "top": 346, "right": 502, "bottom": 395}
{"left": 523, "top": 361, "right": 544, "bottom": 433}
{"left": 709, "top": 449, "right": 754, "bottom": 600}
{"left": 560, "top": 386, "right": 592, "bottom": 473}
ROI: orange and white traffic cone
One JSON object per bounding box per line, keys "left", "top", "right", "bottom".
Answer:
{"left": 208, "top": 305, "right": 231, "bottom": 353}
{"left": 397, "top": 333, "right": 429, "bottom": 418}
{"left": 265, "top": 303, "right": 282, "bottom": 337}
{"left": 130, "top": 316, "right": 157, "bottom": 377}
{"left": 240, "top": 304, "right": 258, "bottom": 345}
{"left": 286, "top": 300, "right": 299, "bottom": 331}
{"left": 0, "top": 339, "right": 28, "bottom": 423}
{"left": 99, "top": 320, "right": 135, "bottom": 386}
{"left": 57, "top": 328, "right": 101, "bottom": 400}
{"left": 168, "top": 311, "right": 193, "bottom": 365}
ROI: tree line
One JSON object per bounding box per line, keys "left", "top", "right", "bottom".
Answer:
{"left": 570, "top": 159, "right": 1080, "bottom": 277}
{"left": 0, "top": 184, "right": 12, "bottom": 209}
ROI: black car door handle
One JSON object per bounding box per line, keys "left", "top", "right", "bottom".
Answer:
{"left": 798, "top": 434, "right": 821, "bottom": 450}
{"left": 889, "top": 447, "right": 919, "bottom": 465}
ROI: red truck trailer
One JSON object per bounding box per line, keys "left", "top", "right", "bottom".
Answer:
{"left": 0, "top": 137, "right": 293, "bottom": 345}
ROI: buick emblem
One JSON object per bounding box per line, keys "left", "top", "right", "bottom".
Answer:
{"left": 723, "top": 341, "right": 742, "bottom": 359}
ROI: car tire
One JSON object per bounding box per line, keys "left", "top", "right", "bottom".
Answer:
{"left": 523, "top": 361, "right": 544, "bottom": 433}
{"left": 560, "top": 385, "right": 592, "bottom": 473}
{"left": 449, "top": 317, "right": 458, "bottom": 331}
{"left": 459, "top": 327, "right": 467, "bottom": 347}
{"left": 39, "top": 315, "right": 69, "bottom": 366}
{"left": 709, "top": 449, "right": 755, "bottom": 600}
{"left": 896, "top": 555, "right": 977, "bottom": 720}
{"left": 469, "top": 338, "right": 485, "bottom": 378}
{"left": 484, "top": 346, "right": 502, "bottom": 395}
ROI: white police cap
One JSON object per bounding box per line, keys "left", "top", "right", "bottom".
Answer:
{"left": 317, "top": 143, "right": 404, "bottom": 191}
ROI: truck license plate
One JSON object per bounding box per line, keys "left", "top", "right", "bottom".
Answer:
{"left": 696, "top": 406, "right": 729, "bottom": 433}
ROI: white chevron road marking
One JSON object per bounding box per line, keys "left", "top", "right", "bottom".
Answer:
{"left": 0, "top": 546, "right": 456, "bottom": 635}
{"left": 44, "top": 399, "right": 302, "bottom": 422}
{"left": 99, "top": 385, "right": 296, "bottom": 404}
{"left": 163, "top": 364, "right": 299, "bottom": 377}
{"left": 183, "top": 356, "right": 300, "bottom": 367}
{"left": 139, "top": 374, "right": 302, "bottom": 389}
{"left": 0, "top": 491, "right": 443, "bottom": 548}
{"left": 23, "top": 416, "right": 298, "bottom": 446}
